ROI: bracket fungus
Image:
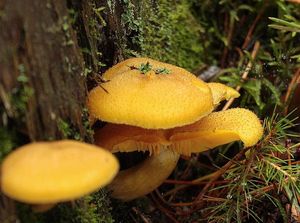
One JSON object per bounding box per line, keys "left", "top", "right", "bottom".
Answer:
{"left": 88, "top": 57, "right": 262, "bottom": 201}
{"left": 1, "top": 140, "right": 119, "bottom": 209}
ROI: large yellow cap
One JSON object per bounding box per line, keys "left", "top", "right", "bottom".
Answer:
{"left": 1, "top": 140, "right": 119, "bottom": 204}
{"left": 87, "top": 58, "right": 214, "bottom": 129}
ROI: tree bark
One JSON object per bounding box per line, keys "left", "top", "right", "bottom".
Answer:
{"left": 0, "top": 0, "right": 93, "bottom": 221}
{"left": 0, "top": 0, "right": 86, "bottom": 141}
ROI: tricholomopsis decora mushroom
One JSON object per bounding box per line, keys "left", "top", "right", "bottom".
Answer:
{"left": 88, "top": 57, "right": 253, "bottom": 201}
{"left": 1, "top": 140, "right": 119, "bottom": 210}
{"left": 87, "top": 57, "right": 214, "bottom": 129}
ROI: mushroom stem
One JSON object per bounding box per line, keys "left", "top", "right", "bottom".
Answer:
{"left": 108, "top": 149, "right": 180, "bottom": 201}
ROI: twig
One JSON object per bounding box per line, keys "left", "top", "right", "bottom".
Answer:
{"left": 163, "top": 172, "right": 216, "bottom": 197}
{"left": 131, "top": 207, "right": 152, "bottom": 223}
{"left": 287, "top": 0, "right": 300, "bottom": 3}
{"left": 221, "top": 13, "right": 235, "bottom": 68}
{"left": 164, "top": 179, "right": 229, "bottom": 186}
{"left": 154, "top": 189, "right": 170, "bottom": 206}
{"left": 169, "top": 196, "right": 227, "bottom": 207}
{"left": 150, "top": 193, "right": 179, "bottom": 223}
{"left": 283, "top": 68, "right": 300, "bottom": 115}
{"left": 222, "top": 41, "right": 261, "bottom": 111}
{"left": 262, "top": 158, "right": 297, "bottom": 182}
{"left": 242, "top": 1, "right": 268, "bottom": 49}
{"left": 194, "top": 147, "right": 251, "bottom": 202}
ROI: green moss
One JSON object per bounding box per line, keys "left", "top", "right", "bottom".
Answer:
{"left": 17, "top": 190, "right": 114, "bottom": 223}
{"left": 46, "top": 190, "right": 113, "bottom": 223}
{"left": 121, "top": 0, "right": 205, "bottom": 71}
{"left": 57, "top": 118, "right": 81, "bottom": 140}
{"left": 0, "top": 128, "right": 18, "bottom": 161}
{"left": 10, "top": 64, "right": 34, "bottom": 119}
{"left": 56, "top": 108, "right": 93, "bottom": 141}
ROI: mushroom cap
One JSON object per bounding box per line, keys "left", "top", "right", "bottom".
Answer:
{"left": 94, "top": 108, "right": 263, "bottom": 156}
{"left": 1, "top": 140, "right": 119, "bottom": 204}
{"left": 169, "top": 108, "right": 263, "bottom": 155}
{"left": 207, "top": 82, "right": 240, "bottom": 106}
{"left": 102, "top": 57, "right": 204, "bottom": 80}
{"left": 87, "top": 58, "right": 214, "bottom": 129}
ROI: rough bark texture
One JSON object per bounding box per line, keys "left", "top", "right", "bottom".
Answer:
{"left": 0, "top": 0, "right": 86, "bottom": 141}
{"left": 70, "top": 0, "right": 126, "bottom": 88}
{"left": 0, "top": 0, "right": 89, "bottom": 222}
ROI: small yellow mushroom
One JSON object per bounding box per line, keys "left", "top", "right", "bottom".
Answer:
{"left": 1, "top": 140, "right": 119, "bottom": 210}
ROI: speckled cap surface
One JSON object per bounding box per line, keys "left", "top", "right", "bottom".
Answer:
{"left": 102, "top": 57, "right": 206, "bottom": 80}
{"left": 169, "top": 108, "right": 263, "bottom": 154}
{"left": 87, "top": 58, "right": 214, "bottom": 129}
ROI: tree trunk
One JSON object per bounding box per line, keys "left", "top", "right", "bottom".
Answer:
{"left": 0, "top": 0, "right": 113, "bottom": 221}
{"left": 0, "top": 0, "right": 87, "bottom": 141}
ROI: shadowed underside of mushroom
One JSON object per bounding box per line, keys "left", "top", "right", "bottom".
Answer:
{"left": 94, "top": 124, "right": 169, "bottom": 154}
{"left": 95, "top": 108, "right": 263, "bottom": 200}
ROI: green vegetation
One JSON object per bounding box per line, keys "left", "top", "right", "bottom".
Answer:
{"left": 120, "top": 0, "right": 204, "bottom": 71}
{"left": 199, "top": 112, "right": 300, "bottom": 222}
{"left": 0, "top": 64, "right": 32, "bottom": 161}
{"left": 17, "top": 190, "right": 114, "bottom": 223}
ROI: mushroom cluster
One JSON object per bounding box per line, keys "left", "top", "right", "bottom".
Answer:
{"left": 87, "top": 57, "right": 263, "bottom": 201}
{"left": 1, "top": 140, "right": 119, "bottom": 211}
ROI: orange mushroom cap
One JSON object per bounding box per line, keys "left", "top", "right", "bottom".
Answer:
{"left": 87, "top": 58, "right": 214, "bottom": 129}
{"left": 1, "top": 140, "right": 119, "bottom": 204}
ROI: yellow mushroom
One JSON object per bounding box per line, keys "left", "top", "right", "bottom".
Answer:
{"left": 88, "top": 57, "right": 254, "bottom": 201}
{"left": 95, "top": 108, "right": 263, "bottom": 200}
{"left": 1, "top": 140, "right": 119, "bottom": 210}
{"left": 87, "top": 58, "right": 214, "bottom": 129}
